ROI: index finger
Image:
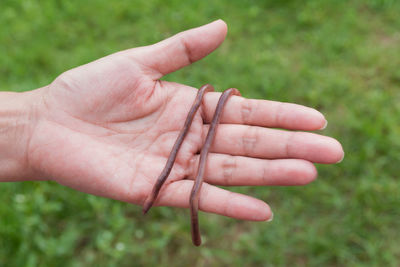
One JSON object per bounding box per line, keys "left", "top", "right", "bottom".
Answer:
{"left": 202, "top": 92, "right": 327, "bottom": 131}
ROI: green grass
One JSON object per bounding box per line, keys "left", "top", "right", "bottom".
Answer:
{"left": 1, "top": 0, "right": 400, "bottom": 266}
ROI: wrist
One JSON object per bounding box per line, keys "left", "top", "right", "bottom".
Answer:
{"left": 0, "top": 88, "right": 45, "bottom": 181}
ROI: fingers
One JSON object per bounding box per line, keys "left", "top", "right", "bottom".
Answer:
{"left": 188, "top": 153, "right": 317, "bottom": 186}
{"left": 155, "top": 180, "right": 272, "bottom": 221}
{"left": 123, "top": 20, "right": 227, "bottom": 79}
{"left": 202, "top": 124, "right": 344, "bottom": 163}
{"left": 203, "top": 92, "right": 327, "bottom": 130}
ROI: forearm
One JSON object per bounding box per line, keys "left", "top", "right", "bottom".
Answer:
{"left": 0, "top": 90, "right": 43, "bottom": 181}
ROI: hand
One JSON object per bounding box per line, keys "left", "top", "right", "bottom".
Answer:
{"left": 26, "top": 20, "right": 343, "bottom": 221}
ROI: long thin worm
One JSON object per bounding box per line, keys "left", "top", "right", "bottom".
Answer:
{"left": 142, "top": 84, "right": 214, "bottom": 215}
{"left": 190, "top": 88, "right": 241, "bottom": 246}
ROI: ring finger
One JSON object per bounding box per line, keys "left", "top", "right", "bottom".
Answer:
{"left": 188, "top": 153, "right": 318, "bottom": 186}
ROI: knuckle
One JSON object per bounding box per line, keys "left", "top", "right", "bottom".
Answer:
{"left": 222, "top": 155, "right": 237, "bottom": 185}
{"left": 198, "top": 184, "right": 211, "bottom": 211}
{"left": 274, "top": 102, "right": 285, "bottom": 126}
{"left": 51, "top": 70, "right": 76, "bottom": 90}
{"left": 242, "top": 126, "right": 258, "bottom": 156}
{"left": 285, "top": 131, "right": 296, "bottom": 157}
{"left": 180, "top": 37, "right": 194, "bottom": 65}
{"left": 241, "top": 98, "right": 257, "bottom": 124}
{"left": 261, "top": 164, "right": 270, "bottom": 184}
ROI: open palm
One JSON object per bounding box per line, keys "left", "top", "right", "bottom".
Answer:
{"left": 28, "top": 20, "right": 343, "bottom": 221}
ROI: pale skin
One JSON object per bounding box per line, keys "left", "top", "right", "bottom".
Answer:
{"left": 0, "top": 20, "right": 344, "bottom": 222}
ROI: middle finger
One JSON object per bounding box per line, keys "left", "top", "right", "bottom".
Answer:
{"left": 201, "top": 124, "right": 343, "bottom": 164}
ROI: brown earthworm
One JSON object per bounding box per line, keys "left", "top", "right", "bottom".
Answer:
{"left": 142, "top": 84, "right": 215, "bottom": 215}
{"left": 190, "top": 87, "right": 241, "bottom": 246}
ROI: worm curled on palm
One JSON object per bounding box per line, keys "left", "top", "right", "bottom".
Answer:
{"left": 142, "top": 84, "right": 240, "bottom": 246}
{"left": 189, "top": 87, "right": 240, "bottom": 246}
{"left": 142, "top": 84, "right": 215, "bottom": 214}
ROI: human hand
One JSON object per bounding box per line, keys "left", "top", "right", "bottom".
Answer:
{"left": 23, "top": 20, "right": 343, "bottom": 221}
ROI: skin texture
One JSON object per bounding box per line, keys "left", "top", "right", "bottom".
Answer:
{"left": 190, "top": 88, "right": 241, "bottom": 246}
{"left": 0, "top": 20, "right": 344, "bottom": 230}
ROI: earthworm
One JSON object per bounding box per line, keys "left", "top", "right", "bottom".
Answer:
{"left": 190, "top": 87, "right": 241, "bottom": 246}
{"left": 142, "top": 84, "right": 215, "bottom": 215}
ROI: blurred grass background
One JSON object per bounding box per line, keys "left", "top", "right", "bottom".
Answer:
{"left": 1, "top": 0, "right": 400, "bottom": 266}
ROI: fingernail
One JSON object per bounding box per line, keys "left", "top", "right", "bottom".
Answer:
{"left": 337, "top": 152, "right": 345, "bottom": 163}
{"left": 320, "top": 120, "right": 328, "bottom": 130}
{"left": 267, "top": 212, "right": 274, "bottom": 222}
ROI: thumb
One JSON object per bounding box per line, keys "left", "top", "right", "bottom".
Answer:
{"left": 123, "top": 20, "right": 228, "bottom": 79}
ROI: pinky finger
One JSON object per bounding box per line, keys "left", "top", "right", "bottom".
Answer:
{"left": 155, "top": 180, "right": 273, "bottom": 221}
